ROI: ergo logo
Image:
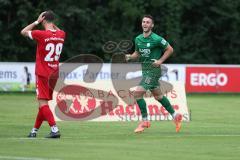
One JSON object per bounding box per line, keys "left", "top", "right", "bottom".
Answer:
{"left": 190, "top": 73, "right": 228, "bottom": 86}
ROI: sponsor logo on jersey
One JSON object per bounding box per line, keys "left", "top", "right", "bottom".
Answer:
{"left": 139, "top": 48, "right": 151, "bottom": 57}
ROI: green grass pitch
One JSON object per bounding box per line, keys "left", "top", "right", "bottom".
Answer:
{"left": 0, "top": 93, "right": 240, "bottom": 160}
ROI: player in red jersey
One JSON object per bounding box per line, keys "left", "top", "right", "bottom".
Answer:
{"left": 21, "top": 11, "right": 65, "bottom": 138}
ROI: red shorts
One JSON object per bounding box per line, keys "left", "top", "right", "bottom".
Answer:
{"left": 36, "top": 75, "right": 58, "bottom": 100}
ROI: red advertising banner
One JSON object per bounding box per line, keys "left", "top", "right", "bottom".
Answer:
{"left": 186, "top": 66, "right": 240, "bottom": 93}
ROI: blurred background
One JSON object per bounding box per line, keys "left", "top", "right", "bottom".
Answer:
{"left": 0, "top": 0, "right": 239, "bottom": 93}
{"left": 0, "top": 0, "right": 239, "bottom": 63}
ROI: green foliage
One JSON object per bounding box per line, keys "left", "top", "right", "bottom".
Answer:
{"left": 0, "top": 0, "right": 239, "bottom": 63}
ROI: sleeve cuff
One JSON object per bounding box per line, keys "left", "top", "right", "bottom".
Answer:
{"left": 28, "top": 31, "right": 33, "bottom": 40}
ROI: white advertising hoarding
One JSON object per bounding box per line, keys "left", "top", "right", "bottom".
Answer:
{"left": 49, "top": 80, "right": 189, "bottom": 122}
{"left": 0, "top": 62, "right": 187, "bottom": 92}
{"left": 0, "top": 62, "right": 35, "bottom": 91}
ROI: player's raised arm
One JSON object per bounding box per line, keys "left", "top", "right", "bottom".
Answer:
{"left": 20, "top": 12, "right": 46, "bottom": 37}
{"left": 152, "top": 44, "right": 174, "bottom": 67}
{"left": 125, "top": 51, "right": 140, "bottom": 61}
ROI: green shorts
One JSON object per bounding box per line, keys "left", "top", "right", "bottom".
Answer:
{"left": 139, "top": 74, "right": 160, "bottom": 90}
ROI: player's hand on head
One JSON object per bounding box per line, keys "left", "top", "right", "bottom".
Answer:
{"left": 37, "top": 11, "right": 46, "bottom": 23}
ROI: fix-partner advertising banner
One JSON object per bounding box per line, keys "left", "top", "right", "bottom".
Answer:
{"left": 1, "top": 62, "right": 240, "bottom": 93}
{"left": 186, "top": 66, "right": 240, "bottom": 93}
{"left": 0, "top": 62, "right": 185, "bottom": 91}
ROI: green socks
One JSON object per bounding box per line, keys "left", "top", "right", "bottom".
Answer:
{"left": 158, "top": 96, "right": 175, "bottom": 115}
{"left": 136, "top": 96, "right": 175, "bottom": 119}
{"left": 136, "top": 99, "right": 148, "bottom": 119}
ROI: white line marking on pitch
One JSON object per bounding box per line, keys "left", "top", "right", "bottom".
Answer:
{"left": 1, "top": 137, "right": 73, "bottom": 140}
{"left": 157, "top": 134, "right": 240, "bottom": 138}
{"left": 0, "top": 155, "right": 61, "bottom": 160}
{"left": 2, "top": 134, "right": 240, "bottom": 140}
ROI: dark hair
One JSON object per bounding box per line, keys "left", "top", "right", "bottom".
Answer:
{"left": 43, "top": 10, "right": 55, "bottom": 22}
{"left": 142, "top": 15, "right": 154, "bottom": 23}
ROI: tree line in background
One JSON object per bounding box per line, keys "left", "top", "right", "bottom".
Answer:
{"left": 0, "top": 0, "right": 239, "bottom": 64}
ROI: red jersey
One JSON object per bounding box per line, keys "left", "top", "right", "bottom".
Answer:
{"left": 29, "top": 29, "right": 65, "bottom": 78}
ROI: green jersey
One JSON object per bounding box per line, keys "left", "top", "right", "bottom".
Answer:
{"left": 134, "top": 32, "right": 169, "bottom": 90}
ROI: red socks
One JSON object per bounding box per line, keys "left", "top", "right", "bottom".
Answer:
{"left": 41, "top": 105, "right": 56, "bottom": 126}
{"left": 34, "top": 108, "right": 44, "bottom": 129}
{"left": 33, "top": 105, "right": 56, "bottom": 129}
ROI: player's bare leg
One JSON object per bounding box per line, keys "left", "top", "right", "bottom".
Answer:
{"left": 131, "top": 86, "right": 151, "bottom": 133}
{"left": 151, "top": 87, "right": 182, "bottom": 133}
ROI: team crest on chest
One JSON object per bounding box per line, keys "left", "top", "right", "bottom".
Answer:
{"left": 146, "top": 43, "right": 150, "bottom": 47}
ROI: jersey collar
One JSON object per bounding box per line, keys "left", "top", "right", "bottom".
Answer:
{"left": 47, "top": 29, "right": 57, "bottom": 32}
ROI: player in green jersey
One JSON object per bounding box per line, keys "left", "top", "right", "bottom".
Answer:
{"left": 126, "top": 15, "right": 182, "bottom": 133}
